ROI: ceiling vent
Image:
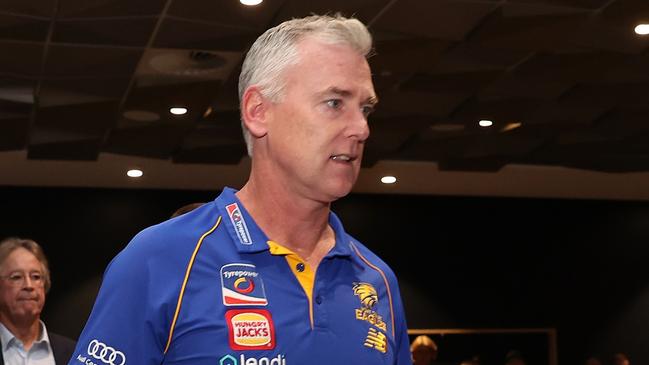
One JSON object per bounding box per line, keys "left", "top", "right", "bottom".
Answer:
{"left": 148, "top": 50, "right": 227, "bottom": 77}
{"left": 135, "top": 49, "right": 242, "bottom": 86}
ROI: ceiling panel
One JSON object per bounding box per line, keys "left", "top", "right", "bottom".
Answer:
{"left": 57, "top": 0, "right": 164, "bottom": 18}
{"left": 42, "top": 45, "right": 142, "bottom": 77}
{"left": 0, "top": 1, "right": 56, "bottom": 17}
{"left": 372, "top": 0, "right": 499, "bottom": 41}
{"left": 53, "top": 18, "right": 157, "bottom": 47}
{"left": 0, "top": 0, "right": 648, "bottom": 179}
{"left": 0, "top": 13, "right": 50, "bottom": 42}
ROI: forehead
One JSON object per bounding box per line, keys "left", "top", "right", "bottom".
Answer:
{"left": 1, "top": 247, "right": 41, "bottom": 270}
{"left": 413, "top": 347, "right": 435, "bottom": 353}
{"left": 286, "top": 37, "right": 374, "bottom": 95}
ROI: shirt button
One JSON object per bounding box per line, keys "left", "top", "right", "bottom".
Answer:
{"left": 296, "top": 262, "right": 305, "bottom": 272}
{"left": 316, "top": 296, "right": 323, "bottom": 304}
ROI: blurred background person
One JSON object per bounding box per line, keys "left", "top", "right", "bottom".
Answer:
{"left": 585, "top": 356, "right": 602, "bottom": 365}
{"left": 0, "top": 237, "right": 76, "bottom": 364}
{"left": 504, "top": 349, "right": 527, "bottom": 365}
{"left": 169, "top": 202, "right": 205, "bottom": 218}
{"left": 411, "top": 334, "right": 438, "bottom": 365}
{"left": 612, "top": 352, "right": 630, "bottom": 365}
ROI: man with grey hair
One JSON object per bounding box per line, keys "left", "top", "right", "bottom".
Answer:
{"left": 0, "top": 237, "right": 76, "bottom": 364}
{"left": 69, "top": 14, "right": 412, "bottom": 365}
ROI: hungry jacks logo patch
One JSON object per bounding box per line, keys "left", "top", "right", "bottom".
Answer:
{"left": 225, "top": 309, "right": 276, "bottom": 350}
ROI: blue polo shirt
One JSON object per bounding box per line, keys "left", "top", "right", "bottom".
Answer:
{"left": 68, "top": 187, "right": 412, "bottom": 365}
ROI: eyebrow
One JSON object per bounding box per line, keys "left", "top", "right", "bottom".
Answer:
{"left": 319, "top": 87, "right": 379, "bottom": 105}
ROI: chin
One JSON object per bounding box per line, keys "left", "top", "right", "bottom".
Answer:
{"left": 325, "top": 181, "right": 355, "bottom": 201}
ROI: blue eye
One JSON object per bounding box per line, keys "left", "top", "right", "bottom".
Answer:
{"left": 326, "top": 99, "right": 342, "bottom": 109}
{"left": 361, "top": 105, "right": 375, "bottom": 118}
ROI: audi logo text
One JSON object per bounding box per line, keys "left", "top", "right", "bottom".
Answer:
{"left": 87, "top": 339, "right": 126, "bottom": 365}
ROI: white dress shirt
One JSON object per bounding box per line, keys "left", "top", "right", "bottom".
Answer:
{"left": 0, "top": 321, "right": 55, "bottom": 365}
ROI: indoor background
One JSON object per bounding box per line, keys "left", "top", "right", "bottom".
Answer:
{"left": 1, "top": 0, "right": 649, "bottom": 364}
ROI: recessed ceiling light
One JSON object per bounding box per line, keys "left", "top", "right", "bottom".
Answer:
{"left": 501, "top": 122, "right": 522, "bottom": 133}
{"left": 381, "top": 176, "right": 397, "bottom": 184}
{"left": 479, "top": 119, "right": 493, "bottom": 127}
{"left": 635, "top": 24, "right": 649, "bottom": 35}
{"left": 240, "top": 0, "right": 263, "bottom": 5}
{"left": 127, "top": 169, "right": 143, "bottom": 178}
{"left": 203, "top": 106, "right": 214, "bottom": 118}
{"left": 170, "top": 107, "right": 188, "bottom": 115}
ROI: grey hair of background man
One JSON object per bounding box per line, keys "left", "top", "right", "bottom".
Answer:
{"left": 238, "top": 14, "right": 374, "bottom": 156}
{"left": 0, "top": 237, "right": 51, "bottom": 293}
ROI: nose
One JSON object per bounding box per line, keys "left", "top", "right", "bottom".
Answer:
{"left": 347, "top": 107, "right": 370, "bottom": 142}
{"left": 23, "top": 276, "right": 36, "bottom": 288}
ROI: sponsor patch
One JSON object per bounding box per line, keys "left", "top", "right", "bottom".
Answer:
{"left": 219, "top": 353, "right": 286, "bottom": 365}
{"left": 78, "top": 339, "right": 126, "bottom": 365}
{"left": 226, "top": 203, "right": 252, "bottom": 245}
{"left": 226, "top": 309, "right": 276, "bottom": 350}
{"left": 221, "top": 263, "right": 268, "bottom": 306}
{"left": 364, "top": 328, "right": 387, "bottom": 353}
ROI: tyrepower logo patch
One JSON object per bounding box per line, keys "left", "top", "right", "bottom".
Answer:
{"left": 226, "top": 203, "right": 252, "bottom": 245}
{"left": 226, "top": 309, "right": 276, "bottom": 350}
{"left": 221, "top": 263, "right": 268, "bottom": 306}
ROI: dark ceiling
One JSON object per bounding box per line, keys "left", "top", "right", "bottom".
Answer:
{"left": 1, "top": 0, "right": 649, "bottom": 175}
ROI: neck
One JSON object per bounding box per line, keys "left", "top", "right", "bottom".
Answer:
{"left": 237, "top": 171, "right": 335, "bottom": 268}
{"left": 0, "top": 314, "right": 40, "bottom": 350}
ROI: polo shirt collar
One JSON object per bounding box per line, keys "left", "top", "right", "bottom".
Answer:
{"left": 216, "top": 187, "right": 352, "bottom": 258}
{"left": 216, "top": 187, "right": 269, "bottom": 254}
{"left": 327, "top": 210, "right": 353, "bottom": 258}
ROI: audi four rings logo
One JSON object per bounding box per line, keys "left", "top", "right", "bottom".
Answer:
{"left": 87, "top": 339, "right": 126, "bottom": 365}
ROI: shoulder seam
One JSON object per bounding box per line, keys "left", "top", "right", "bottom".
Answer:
{"left": 349, "top": 242, "right": 396, "bottom": 339}
{"left": 163, "top": 215, "right": 222, "bottom": 354}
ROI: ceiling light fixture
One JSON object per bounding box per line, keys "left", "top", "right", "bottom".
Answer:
{"left": 501, "top": 122, "right": 522, "bottom": 133}
{"left": 127, "top": 169, "right": 143, "bottom": 178}
{"left": 479, "top": 119, "right": 493, "bottom": 127}
{"left": 170, "top": 107, "right": 188, "bottom": 115}
{"left": 240, "top": 0, "right": 263, "bottom": 5}
{"left": 381, "top": 176, "right": 397, "bottom": 184}
{"left": 635, "top": 24, "right": 649, "bottom": 35}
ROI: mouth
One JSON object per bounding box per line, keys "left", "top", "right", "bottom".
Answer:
{"left": 18, "top": 297, "right": 38, "bottom": 301}
{"left": 330, "top": 154, "right": 357, "bottom": 163}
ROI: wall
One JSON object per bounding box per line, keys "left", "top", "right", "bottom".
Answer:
{"left": 1, "top": 186, "right": 647, "bottom": 364}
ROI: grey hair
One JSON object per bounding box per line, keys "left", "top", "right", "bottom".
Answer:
{"left": 238, "top": 14, "right": 373, "bottom": 156}
{"left": 0, "top": 237, "right": 51, "bottom": 293}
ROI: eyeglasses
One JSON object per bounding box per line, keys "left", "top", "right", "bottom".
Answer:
{"left": 0, "top": 272, "right": 45, "bottom": 287}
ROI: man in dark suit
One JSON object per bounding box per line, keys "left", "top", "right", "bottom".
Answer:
{"left": 0, "top": 237, "right": 76, "bottom": 364}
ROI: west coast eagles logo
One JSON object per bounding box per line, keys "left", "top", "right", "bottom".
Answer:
{"left": 353, "top": 282, "right": 388, "bottom": 354}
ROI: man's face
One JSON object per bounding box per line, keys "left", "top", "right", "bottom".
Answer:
{"left": 506, "top": 359, "right": 526, "bottom": 365}
{"left": 613, "top": 355, "right": 629, "bottom": 365}
{"left": 0, "top": 248, "right": 46, "bottom": 323}
{"left": 412, "top": 347, "right": 437, "bottom": 364}
{"left": 264, "top": 37, "right": 376, "bottom": 202}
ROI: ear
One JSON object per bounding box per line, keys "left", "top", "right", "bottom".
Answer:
{"left": 241, "top": 86, "right": 269, "bottom": 139}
